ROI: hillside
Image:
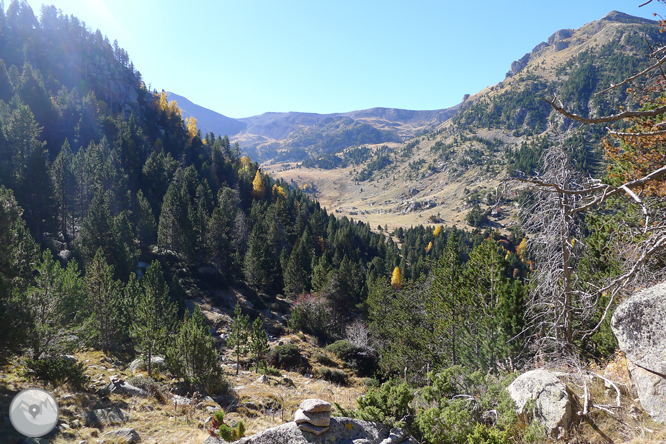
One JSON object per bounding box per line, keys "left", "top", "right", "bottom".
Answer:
{"left": 169, "top": 91, "right": 458, "bottom": 163}
{"left": 265, "top": 10, "right": 663, "bottom": 231}
{"left": 166, "top": 92, "right": 247, "bottom": 138}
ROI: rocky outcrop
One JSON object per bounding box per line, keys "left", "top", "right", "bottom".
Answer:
{"left": 507, "top": 369, "right": 573, "bottom": 438}
{"left": 105, "top": 379, "right": 148, "bottom": 397}
{"left": 206, "top": 418, "right": 417, "bottom": 444}
{"left": 129, "top": 356, "right": 166, "bottom": 373}
{"left": 611, "top": 281, "right": 666, "bottom": 423}
{"left": 84, "top": 407, "right": 128, "bottom": 427}
{"left": 101, "top": 428, "right": 141, "bottom": 443}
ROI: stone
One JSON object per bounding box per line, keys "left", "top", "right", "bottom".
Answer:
{"left": 225, "top": 418, "right": 415, "bottom": 444}
{"left": 298, "top": 423, "right": 329, "bottom": 435}
{"left": 83, "top": 407, "right": 127, "bottom": 427}
{"left": 71, "top": 419, "right": 81, "bottom": 429}
{"left": 611, "top": 281, "right": 666, "bottom": 375}
{"left": 611, "top": 281, "right": 666, "bottom": 424}
{"left": 129, "top": 356, "right": 166, "bottom": 373}
{"left": 106, "top": 381, "right": 148, "bottom": 397}
{"left": 627, "top": 360, "right": 666, "bottom": 423}
{"left": 101, "top": 428, "right": 141, "bottom": 444}
{"left": 172, "top": 395, "right": 191, "bottom": 406}
{"left": 299, "top": 398, "right": 331, "bottom": 413}
{"left": 294, "top": 409, "right": 330, "bottom": 427}
{"left": 507, "top": 369, "right": 573, "bottom": 439}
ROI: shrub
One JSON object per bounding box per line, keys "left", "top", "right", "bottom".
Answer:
{"left": 326, "top": 340, "right": 378, "bottom": 377}
{"left": 415, "top": 366, "right": 519, "bottom": 444}
{"left": 267, "top": 344, "right": 301, "bottom": 369}
{"left": 260, "top": 365, "right": 282, "bottom": 376}
{"left": 289, "top": 293, "right": 336, "bottom": 340}
{"left": 126, "top": 376, "right": 169, "bottom": 403}
{"left": 318, "top": 367, "right": 349, "bottom": 385}
{"left": 314, "top": 352, "right": 337, "bottom": 367}
{"left": 23, "top": 357, "right": 89, "bottom": 389}
{"left": 219, "top": 420, "right": 245, "bottom": 442}
{"left": 354, "top": 379, "right": 414, "bottom": 429}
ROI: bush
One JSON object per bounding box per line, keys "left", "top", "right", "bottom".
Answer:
{"left": 267, "top": 344, "right": 301, "bottom": 369}
{"left": 318, "top": 367, "right": 349, "bottom": 385}
{"left": 219, "top": 420, "right": 245, "bottom": 442}
{"left": 259, "top": 365, "right": 282, "bottom": 376}
{"left": 23, "top": 357, "right": 89, "bottom": 389}
{"left": 354, "top": 379, "right": 414, "bottom": 429}
{"left": 326, "top": 340, "right": 378, "bottom": 377}
{"left": 289, "top": 293, "right": 336, "bottom": 340}
{"left": 126, "top": 376, "right": 169, "bottom": 403}
{"left": 415, "top": 367, "right": 518, "bottom": 444}
{"left": 314, "top": 352, "right": 337, "bottom": 367}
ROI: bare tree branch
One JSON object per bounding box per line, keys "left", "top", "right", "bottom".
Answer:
{"left": 542, "top": 97, "right": 666, "bottom": 123}
{"left": 594, "top": 53, "right": 666, "bottom": 96}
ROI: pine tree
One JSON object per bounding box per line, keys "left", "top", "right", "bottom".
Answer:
{"left": 84, "top": 248, "right": 122, "bottom": 353}
{"left": 135, "top": 189, "right": 156, "bottom": 245}
{"left": 227, "top": 303, "right": 250, "bottom": 375}
{"left": 131, "top": 261, "right": 177, "bottom": 376}
{"left": 168, "top": 306, "right": 222, "bottom": 390}
{"left": 250, "top": 317, "right": 268, "bottom": 373}
{"left": 26, "top": 249, "right": 82, "bottom": 357}
{"left": 51, "top": 139, "right": 75, "bottom": 239}
{"left": 283, "top": 243, "right": 306, "bottom": 298}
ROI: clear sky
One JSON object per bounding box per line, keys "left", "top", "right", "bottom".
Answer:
{"left": 19, "top": 1, "right": 659, "bottom": 118}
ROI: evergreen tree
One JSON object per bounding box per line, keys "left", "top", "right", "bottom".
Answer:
{"left": 131, "top": 261, "right": 177, "bottom": 376}
{"left": 283, "top": 243, "right": 307, "bottom": 299}
{"left": 227, "top": 303, "right": 249, "bottom": 375}
{"left": 243, "top": 224, "right": 271, "bottom": 291}
{"left": 83, "top": 248, "right": 122, "bottom": 353}
{"left": 250, "top": 317, "right": 268, "bottom": 373}
{"left": 51, "top": 139, "right": 75, "bottom": 239}
{"left": 0, "top": 186, "right": 38, "bottom": 360}
{"left": 168, "top": 306, "right": 222, "bottom": 391}
{"left": 135, "top": 189, "right": 156, "bottom": 245}
{"left": 26, "top": 250, "right": 82, "bottom": 358}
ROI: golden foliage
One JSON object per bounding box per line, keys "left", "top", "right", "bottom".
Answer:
{"left": 252, "top": 171, "right": 266, "bottom": 198}
{"left": 272, "top": 184, "right": 286, "bottom": 201}
{"left": 186, "top": 117, "right": 198, "bottom": 141}
{"left": 426, "top": 241, "right": 433, "bottom": 252}
{"left": 391, "top": 266, "right": 401, "bottom": 289}
{"left": 433, "top": 225, "right": 442, "bottom": 237}
{"left": 240, "top": 156, "right": 253, "bottom": 168}
{"left": 157, "top": 91, "right": 183, "bottom": 120}
{"left": 516, "top": 238, "right": 528, "bottom": 261}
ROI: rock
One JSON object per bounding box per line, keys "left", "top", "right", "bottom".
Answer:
{"left": 281, "top": 377, "right": 295, "bottom": 387}
{"left": 71, "top": 419, "right": 81, "bottom": 429}
{"left": 202, "top": 437, "right": 225, "bottom": 444}
{"left": 256, "top": 375, "right": 272, "bottom": 385}
{"left": 129, "top": 356, "right": 166, "bottom": 373}
{"left": 611, "top": 281, "right": 666, "bottom": 375}
{"left": 507, "top": 369, "right": 573, "bottom": 438}
{"left": 23, "top": 439, "right": 49, "bottom": 444}
{"left": 299, "top": 398, "right": 331, "bottom": 413}
{"left": 298, "top": 423, "right": 329, "bottom": 435}
{"left": 611, "top": 281, "right": 666, "bottom": 423}
{"left": 106, "top": 381, "right": 148, "bottom": 397}
{"left": 227, "top": 418, "right": 415, "bottom": 444}
{"left": 294, "top": 409, "right": 330, "bottom": 427}
{"left": 627, "top": 360, "right": 666, "bottom": 423}
{"left": 172, "top": 394, "right": 191, "bottom": 406}
{"left": 101, "top": 428, "right": 141, "bottom": 444}
{"left": 84, "top": 407, "right": 127, "bottom": 427}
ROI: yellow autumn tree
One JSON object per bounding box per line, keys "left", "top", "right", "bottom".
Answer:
{"left": 240, "top": 156, "right": 253, "bottom": 169}
{"left": 516, "top": 238, "right": 528, "bottom": 261}
{"left": 185, "top": 117, "right": 198, "bottom": 141}
{"left": 272, "top": 184, "right": 286, "bottom": 201}
{"left": 433, "top": 225, "right": 442, "bottom": 237}
{"left": 391, "top": 267, "right": 401, "bottom": 289}
{"left": 252, "top": 171, "right": 265, "bottom": 199}
{"left": 426, "top": 241, "right": 433, "bottom": 252}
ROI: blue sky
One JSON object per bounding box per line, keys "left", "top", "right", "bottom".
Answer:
{"left": 21, "top": 1, "right": 658, "bottom": 118}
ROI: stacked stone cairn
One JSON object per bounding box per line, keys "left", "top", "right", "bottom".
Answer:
{"left": 294, "top": 399, "right": 331, "bottom": 435}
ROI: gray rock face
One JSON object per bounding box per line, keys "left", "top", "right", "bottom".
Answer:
{"left": 129, "top": 356, "right": 166, "bottom": 373}
{"left": 226, "top": 418, "right": 416, "bottom": 444}
{"left": 611, "top": 281, "right": 666, "bottom": 376}
{"left": 507, "top": 369, "right": 573, "bottom": 438}
{"left": 611, "top": 281, "right": 666, "bottom": 424}
{"left": 627, "top": 361, "right": 666, "bottom": 423}
{"left": 101, "top": 428, "right": 141, "bottom": 443}
{"left": 106, "top": 381, "right": 148, "bottom": 397}
{"left": 84, "top": 407, "right": 127, "bottom": 427}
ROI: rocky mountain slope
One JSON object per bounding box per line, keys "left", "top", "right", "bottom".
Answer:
{"left": 167, "top": 92, "right": 458, "bottom": 163}
{"left": 266, "top": 10, "right": 664, "bottom": 231}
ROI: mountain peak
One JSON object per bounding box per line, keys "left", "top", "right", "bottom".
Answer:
{"left": 601, "top": 10, "right": 655, "bottom": 24}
